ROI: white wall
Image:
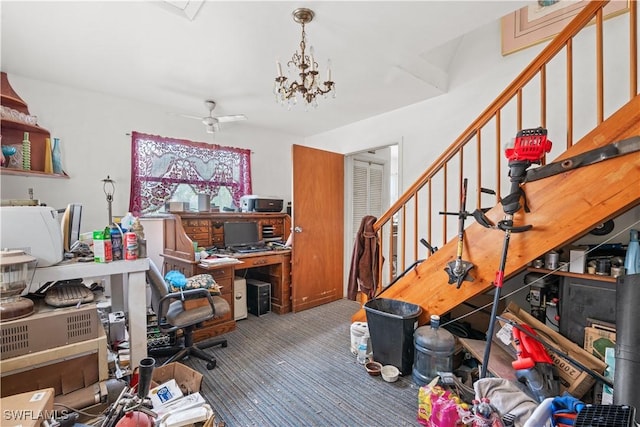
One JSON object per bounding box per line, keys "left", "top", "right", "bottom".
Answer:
{"left": 304, "top": 20, "right": 539, "bottom": 185}
{"left": 0, "top": 75, "right": 299, "bottom": 233}
{"left": 304, "top": 14, "right": 639, "bottom": 295}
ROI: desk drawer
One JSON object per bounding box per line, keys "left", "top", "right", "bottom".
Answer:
{"left": 194, "top": 266, "right": 234, "bottom": 294}
{"left": 185, "top": 226, "right": 209, "bottom": 234}
{"left": 189, "top": 233, "right": 210, "bottom": 247}
{"left": 184, "top": 219, "right": 210, "bottom": 227}
{"left": 241, "top": 255, "right": 275, "bottom": 268}
{"left": 208, "top": 267, "right": 233, "bottom": 281}
{"left": 216, "top": 276, "right": 233, "bottom": 296}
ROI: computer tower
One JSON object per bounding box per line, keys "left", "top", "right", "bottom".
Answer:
{"left": 246, "top": 278, "right": 271, "bottom": 317}
{"left": 234, "top": 277, "right": 247, "bottom": 320}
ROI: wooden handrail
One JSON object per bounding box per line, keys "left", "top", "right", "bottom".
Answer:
{"left": 375, "top": 1, "right": 608, "bottom": 230}
{"left": 371, "top": 0, "right": 638, "bottom": 289}
{"left": 632, "top": 0, "right": 638, "bottom": 97}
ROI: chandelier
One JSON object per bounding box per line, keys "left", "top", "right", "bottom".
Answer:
{"left": 274, "top": 8, "right": 335, "bottom": 109}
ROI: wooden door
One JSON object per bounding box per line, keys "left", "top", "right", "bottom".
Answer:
{"left": 291, "top": 145, "right": 344, "bottom": 312}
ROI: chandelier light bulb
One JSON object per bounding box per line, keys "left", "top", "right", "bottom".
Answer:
{"left": 274, "top": 8, "right": 334, "bottom": 108}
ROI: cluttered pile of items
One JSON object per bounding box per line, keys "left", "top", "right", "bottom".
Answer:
{"left": 0, "top": 203, "right": 227, "bottom": 426}
{"left": 352, "top": 128, "right": 640, "bottom": 427}
{"left": 91, "top": 358, "right": 217, "bottom": 427}
{"left": 1, "top": 358, "right": 219, "bottom": 427}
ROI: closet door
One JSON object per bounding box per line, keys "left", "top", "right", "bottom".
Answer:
{"left": 351, "top": 159, "right": 384, "bottom": 242}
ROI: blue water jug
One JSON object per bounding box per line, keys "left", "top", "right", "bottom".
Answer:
{"left": 625, "top": 229, "right": 640, "bottom": 275}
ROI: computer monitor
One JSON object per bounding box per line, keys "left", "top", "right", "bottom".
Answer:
{"left": 60, "top": 203, "right": 82, "bottom": 253}
{"left": 223, "top": 221, "right": 260, "bottom": 248}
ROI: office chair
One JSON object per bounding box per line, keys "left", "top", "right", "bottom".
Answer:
{"left": 146, "top": 260, "right": 229, "bottom": 370}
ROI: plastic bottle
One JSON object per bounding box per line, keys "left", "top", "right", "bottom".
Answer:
{"left": 121, "top": 212, "right": 135, "bottom": 232}
{"left": 124, "top": 231, "right": 138, "bottom": 261}
{"left": 131, "top": 218, "right": 147, "bottom": 258}
{"left": 357, "top": 334, "right": 369, "bottom": 364}
{"left": 412, "top": 315, "right": 456, "bottom": 386}
{"left": 103, "top": 226, "right": 113, "bottom": 262}
{"left": 110, "top": 224, "right": 123, "bottom": 261}
{"left": 624, "top": 229, "right": 640, "bottom": 275}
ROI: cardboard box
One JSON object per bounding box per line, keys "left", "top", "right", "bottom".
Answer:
{"left": 493, "top": 302, "right": 606, "bottom": 398}
{"left": 152, "top": 362, "right": 203, "bottom": 396}
{"left": 602, "top": 347, "right": 615, "bottom": 404}
{"left": 0, "top": 388, "right": 55, "bottom": 427}
{"left": 584, "top": 322, "right": 616, "bottom": 361}
{"left": 1, "top": 327, "right": 108, "bottom": 397}
{"left": 1, "top": 353, "right": 100, "bottom": 398}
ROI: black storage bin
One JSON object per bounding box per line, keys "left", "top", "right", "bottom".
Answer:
{"left": 364, "top": 298, "right": 422, "bottom": 375}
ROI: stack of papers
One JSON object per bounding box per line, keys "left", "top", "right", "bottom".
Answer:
{"left": 199, "top": 256, "right": 242, "bottom": 266}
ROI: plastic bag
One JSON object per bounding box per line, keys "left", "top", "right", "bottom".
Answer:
{"left": 418, "top": 377, "right": 471, "bottom": 427}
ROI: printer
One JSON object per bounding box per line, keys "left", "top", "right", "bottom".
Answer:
{"left": 240, "top": 195, "right": 284, "bottom": 213}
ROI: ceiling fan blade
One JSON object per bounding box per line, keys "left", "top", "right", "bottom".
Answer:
{"left": 177, "top": 113, "right": 204, "bottom": 120}
{"left": 216, "top": 114, "right": 247, "bottom": 123}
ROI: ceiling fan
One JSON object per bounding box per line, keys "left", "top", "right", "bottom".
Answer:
{"left": 180, "top": 100, "right": 247, "bottom": 133}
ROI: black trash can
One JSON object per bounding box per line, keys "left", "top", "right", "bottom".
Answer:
{"left": 364, "top": 298, "right": 422, "bottom": 375}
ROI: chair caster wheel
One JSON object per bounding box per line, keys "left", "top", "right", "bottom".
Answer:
{"left": 222, "top": 342, "right": 228, "bottom": 348}
{"left": 206, "top": 361, "right": 216, "bottom": 370}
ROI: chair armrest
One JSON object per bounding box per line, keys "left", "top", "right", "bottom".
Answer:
{"left": 158, "top": 288, "right": 216, "bottom": 320}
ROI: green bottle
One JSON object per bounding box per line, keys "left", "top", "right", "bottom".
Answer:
{"left": 22, "top": 132, "right": 31, "bottom": 170}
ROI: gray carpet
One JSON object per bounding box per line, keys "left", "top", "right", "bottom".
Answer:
{"left": 181, "top": 298, "right": 421, "bottom": 426}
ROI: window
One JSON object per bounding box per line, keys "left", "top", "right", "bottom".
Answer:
{"left": 129, "top": 132, "right": 252, "bottom": 216}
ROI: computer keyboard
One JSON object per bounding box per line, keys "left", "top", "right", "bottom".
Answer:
{"left": 231, "top": 246, "right": 270, "bottom": 254}
{"left": 44, "top": 282, "right": 95, "bottom": 307}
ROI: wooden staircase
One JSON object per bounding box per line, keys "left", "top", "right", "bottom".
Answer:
{"left": 352, "top": 0, "right": 639, "bottom": 325}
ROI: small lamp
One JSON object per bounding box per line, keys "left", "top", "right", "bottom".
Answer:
{"left": 102, "top": 175, "right": 115, "bottom": 225}
{"left": 0, "top": 250, "right": 37, "bottom": 320}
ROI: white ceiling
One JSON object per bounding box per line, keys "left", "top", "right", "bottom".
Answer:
{"left": 1, "top": 1, "right": 529, "bottom": 138}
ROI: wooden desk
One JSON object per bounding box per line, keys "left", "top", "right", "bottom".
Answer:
{"left": 162, "top": 213, "right": 292, "bottom": 341}
{"left": 229, "top": 250, "right": 292, "bottom": 315}
{"left": 162, "top": 249, "right": 291, "bottom": 342}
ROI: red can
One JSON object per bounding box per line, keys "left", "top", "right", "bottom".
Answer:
{"left": 124, "top": 232, "right": 138, "bottom": 260}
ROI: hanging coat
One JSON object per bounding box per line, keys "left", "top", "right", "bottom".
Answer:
{"left": 347, "top": 215, "right": 380, "bottom": 300}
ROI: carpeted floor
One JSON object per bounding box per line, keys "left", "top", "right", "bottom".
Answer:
{"left": 180, "top": 298, "right": 422, "bottom": 426}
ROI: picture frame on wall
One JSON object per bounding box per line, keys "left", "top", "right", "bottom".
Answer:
{"left": 501, "top": 0, "right": 629, "bottom": 56}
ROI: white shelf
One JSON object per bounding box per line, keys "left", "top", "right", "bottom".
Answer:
{"left": 32, "top": 258, "right": 149, "bottom": 283}
{"left": 31, "top": 258, "right": 150, "bottom": 369}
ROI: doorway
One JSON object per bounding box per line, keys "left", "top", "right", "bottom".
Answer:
{"left": 344, "top": 143, "right": 400, "bottom": 296}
